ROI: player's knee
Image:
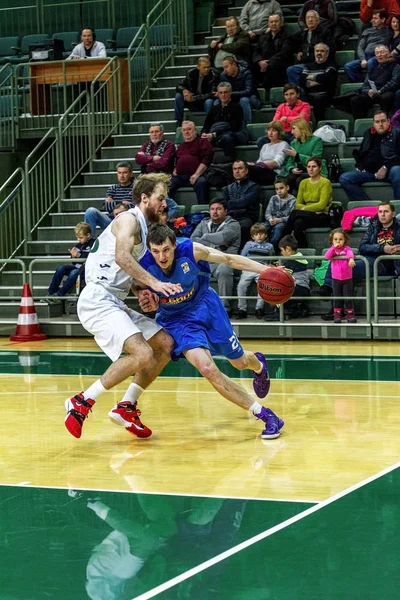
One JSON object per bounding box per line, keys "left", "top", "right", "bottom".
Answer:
{"left": 198, "top": 360, "right": 219, "bottom": 381}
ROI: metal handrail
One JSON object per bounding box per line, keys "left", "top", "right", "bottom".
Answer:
{"left": 0, "top": 258, "right": 26, "bottom": 292}
{"left": 28, "top": 257, "right": 84, "bottom": 294}
{"left": 0, "top": 168, "right": 26, "bottom": 266}
{"left": 372, "top": 255, "right": 400, "bottom": 323}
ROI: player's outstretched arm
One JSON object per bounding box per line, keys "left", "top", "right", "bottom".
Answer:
{"left": 193, "top": 242, "right": 270, "bottom": 275}
{"left": 113, "top": 213, "right": 182, "bottom": 296}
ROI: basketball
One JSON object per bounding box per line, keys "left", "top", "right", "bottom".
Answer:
{"left": 257, "top": 267, "right": 295, "bottom": 305}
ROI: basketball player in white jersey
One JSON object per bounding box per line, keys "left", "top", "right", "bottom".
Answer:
{"left": 65, "top": 173, "right": 182, "bottom": 440}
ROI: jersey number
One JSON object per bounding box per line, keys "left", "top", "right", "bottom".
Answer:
{"left": 229, "top": 334, "right": 239, "bottom": 351}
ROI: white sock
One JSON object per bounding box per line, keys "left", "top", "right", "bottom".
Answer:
{"left": 83, "top": 379, "right": 106, "bottom": 401}
{"left": 250, "top": 401, "right": 263, "bottom": 416}
{"left": 121, "top": 383, "right": 144, "bottom": 404}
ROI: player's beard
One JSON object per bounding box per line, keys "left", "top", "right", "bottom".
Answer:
{"left": 145, "top": 205, "right": 162, "bottom": 224}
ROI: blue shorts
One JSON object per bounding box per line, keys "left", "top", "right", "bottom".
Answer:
{"left": 157, "top": 288, "right": 244, "bottom": 361}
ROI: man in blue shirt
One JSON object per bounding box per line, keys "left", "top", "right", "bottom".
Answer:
{"left": 138, "top": 224, "right": 284, "bottom": 439}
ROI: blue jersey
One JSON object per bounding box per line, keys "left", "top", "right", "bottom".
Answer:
{"left": 139, "top": 239, "right": 243, "bottom": 361}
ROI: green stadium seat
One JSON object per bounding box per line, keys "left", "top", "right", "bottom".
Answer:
{"left": 247, "top": 123, "right": 267, "bottom": 141}
{"left": 8, "top": 34, "right": 49, "bottom": 64}
{"left": 150, "top": 24, "right": 176, "bottom": 48}
{"left": 317, "top": 119, "right": 350, "bottom": 137}
{"left": 257, "top": 88, "right": 266, "bottom": 103}
{"left": 335, "top": 50, "right": 355, "bottom": 68}
{"left": 340, "top": 82, "right": 362, "bottom": 94}
{"left": 284, "top": 22, "right": 300, "bottom": 35}
{"left": 176, "top": 205, "right": 186, "bottom": 217}
{"left": 52, "top": 31, "right": 79, "bottom": 58}
{"left": 269, "top": 87, "right": 284, "bottom": 106}
{"left": 190, "top": 204, "right": 210, "bottom": 214}
{"left": 352, "top": 18, "right": 363, "bottom": 34}
{"left": 0, "top": 36, "right": 20, "bottom": 64}
{"left": 353, "top": 118, "right": 372, "bottom": 138}
{"left": 95, "top": 29, "right": 115, "bottom": 50}
{"left": 175, "top": 125, "right": 202, "bottom": 144}
{"left": 347, "top": 201, "right": 381, "bottom": 210}
{"left": 108, "top": 27, "right": 143, "bottom": 57}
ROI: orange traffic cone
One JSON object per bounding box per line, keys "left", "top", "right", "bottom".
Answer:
{"left": 10, "top": 283, "right": 47, "bottom": 342}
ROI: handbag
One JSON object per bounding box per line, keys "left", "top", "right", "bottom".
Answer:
{"left": 327, "top": 154, "right": 343, "bottom": 183}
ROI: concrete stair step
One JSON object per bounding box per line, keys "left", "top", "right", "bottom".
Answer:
{"left": 139, "top": 98, "right": 174, "bottom": 111}
{"left": 36, "top": 226, "right": 85, "bottom": 241}
{"left": 101, "top": 145, "right": 143, "bottom": 159}
{"left": 83, "top": 172, "right": 118, "bottom": 185}
{"left": 164, "top": 65, "right": 197, "bottom": 77}
{"left": 70, "top": 184, "right": 106, "bottom": 199}
{"left": 149, "top": 86, "right": 176, "bottom": 99}
{"left": 130, "top": 109, "right": 175, "bottom": 122}
{"left": 174, "top": 53, "right": 209, "bottom": 66}
{"left": 27, "top": 240, "right": 77, "bottom": 255}
{"left": 93, "top": 156, "right": 140, "bottom": 170}
{"left": 48, "top": 212, "right": 86, "bottom": 226}
{"left": 123, "top": 120, "right": 177, "bottom": 133}
{"left": 1, "top": 270, "right": 58, "bottom": 286}
{"left": 62, "top": 197, "right": 104, "bottom": 209}
{"left": 114, "top": 132, "right": 175, "bottom": 146}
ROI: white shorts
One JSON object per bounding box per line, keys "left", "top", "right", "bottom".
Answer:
{"left": 78, "top": 283, "right": 162, "bottom": 361}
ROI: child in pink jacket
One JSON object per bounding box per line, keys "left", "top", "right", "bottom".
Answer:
{"left": 324, "top": 228, "right": 357, "bottom": 324}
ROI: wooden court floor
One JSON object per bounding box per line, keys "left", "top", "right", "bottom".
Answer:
{"left": 1, "top": 336, "right": 400, "bottom": 599}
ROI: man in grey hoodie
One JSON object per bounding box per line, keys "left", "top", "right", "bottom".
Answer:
{"left": 239, "top": 0, "right": 283, "bottom": 39}
{"left": 191, "top": 198, "right": 241, "bottom": 316}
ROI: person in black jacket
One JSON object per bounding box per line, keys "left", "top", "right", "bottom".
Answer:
{"left": 201, "top": 82, "right": 249, "bottom": 160}
{"left": 174, "top": 57, "right": 219, "bottom": 126}
{"left": 219, "top": 56, "right": 259, "bottom": 124}
{"left": 287, "top": 10, "right": 334, "bottom": 86}
{"left": 208, "top": 16, "right": 251, "bottom": 69}
{"left": 300, "top": 43, "right": 338, "bottom": 122}
{"left": 339, "top": 110, "right": 400, "bottom": 201}
{"left": 221, "top": 159, "right": 261, "bottom": 244}
{"left": 253, "top": 13, "right": 293, "bottom": 91}
{"left": 334, "top": 45, "right": 400, "bottom": 119}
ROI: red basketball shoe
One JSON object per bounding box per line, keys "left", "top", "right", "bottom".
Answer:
{"left": 108, "top": 401, "right": 152, "bottom": 438}
{"left": 65, "top": 393, "right": 95, "bottom": 438}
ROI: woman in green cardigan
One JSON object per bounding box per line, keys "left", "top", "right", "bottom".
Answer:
{"left": 281, "top": 117, "right": 328, "bottom": 191}
{"left": 280, "top": 156, "right": 332, "bottom": 247}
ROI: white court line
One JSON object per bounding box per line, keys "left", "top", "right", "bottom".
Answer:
{"left": 131, "top": 459, "right": 400, "bottom": 600}
{"left": 0, "top": 389, "right": 398, "bottom": 400}
{"left": 0, "top": 482, "right": 318, "bottom": 504}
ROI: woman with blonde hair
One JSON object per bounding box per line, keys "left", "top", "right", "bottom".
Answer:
{"left": 247, "top": 121, "right": 290, "bottom": 185}
{"left": 281, "top": 117, "right": 327, "bottom": 191}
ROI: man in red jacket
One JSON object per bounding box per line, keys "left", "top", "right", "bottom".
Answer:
{"left": 360, "top": 0, "right": 399, "bottom": 22}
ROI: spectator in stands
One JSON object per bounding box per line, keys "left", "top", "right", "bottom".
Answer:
{"left": 208, "top": 16, "right": 251, "bottom": 69}
{"left": 252, "top": 13, "right": 292, "bottom": 91}
{"left": 44, "top": 222, "right": 94, "bottom": 302}
{"left": 84, "top": 161, "right": 134, "bottom": 238}
{"left": 287, "top": 10, "right": 333, "bottom": 86}
{"left": 298, "top": 0, "right": 337, "bottom": 30}
{"left": 236, "top": 222, "right": 274, "bottom": 319}
{"left": 174, "top": 57, "right": 219, "bottom": 127}
{"left": 239, "top": 0, "right": 283, "bottom": 39}
{"left": 281, "top": 117, "right": 328, "bottom": 191}
{"left": 191, "top": 198, "right": 241, "bottom": 317}
{"left": 135, "top": 123, "right": 175, "bottom": 174}
{"left": 344, "top": 10, "right": 391, "bottom": 82}
{"left": 389, "top": 14, "right": 400, "bottom": 58}
{"left": 247, "top": 120, "right": 290, "bottom": 185}
{"left": 221, "top": 159, "right": 260, "bottom": 244}
{"left": 201, "top": 82, "right": 249, "bottom": 161}
{"left": 169, "top": 120, "right": 214, "bottom": 205}
{"left": 67, "top": 27, "right": 106, "bottom": 59}
{"left": 281, "top": 156, "right": 332, "bottom": 247}
{"left": 319, "top": 202, "right": 400, "bottom": 316}
{"left": 278, "top": 234, "right": 310, "bottom": 318}
{"left": 339, "top": 111, "right": 400, "bottom": 202}
{"left": 300, "top": 43, "right": 338, "bottom": 123}
{"left": 335, "top": 46, "right": 400, "bottom": 119}
{"left": 219, "top": 56, "right": 260, "bottom": 124}
{"left": 360, "top": 0, "right": 399, "bottom": 24}
{"left": 264, "top": 177, "right": 296, "bottom": 249}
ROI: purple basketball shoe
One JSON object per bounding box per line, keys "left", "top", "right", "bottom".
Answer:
{"left": 253, "top": 352, "right": 270, "bottom": 398}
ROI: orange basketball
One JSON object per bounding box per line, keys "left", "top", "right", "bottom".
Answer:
{"left": 257, "top": 267, "right": 295, "bottom": 305}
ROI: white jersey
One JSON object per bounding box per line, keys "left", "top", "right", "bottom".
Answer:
{"left": 84, "top": 206, "right": 148, "bottom": 300}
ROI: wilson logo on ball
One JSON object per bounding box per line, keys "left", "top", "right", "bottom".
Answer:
{"left": 258, "top": 283, "right": 282, "bottom": 293}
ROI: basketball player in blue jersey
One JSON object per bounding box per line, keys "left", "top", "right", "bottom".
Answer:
{"left": 138, "top": 224, "right": 284, "bottom": 439}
